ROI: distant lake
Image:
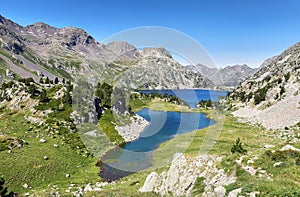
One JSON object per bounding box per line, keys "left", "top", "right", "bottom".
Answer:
{"left": 99, "top": 89, "right": 227, "bottom": 181}
{"left": 139, "top": 89, "right": 228, "bottom": 108}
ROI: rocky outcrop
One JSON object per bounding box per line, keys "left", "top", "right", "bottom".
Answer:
{"left": 139, "top": 153, "right": 236, "bottom": 196}
{"left": 116, "top": 57, "right": 212, "bottom": 89}
{"left": 258, "top": 55, "right": 278, "bottom": 69}
{"left": 115, "top": 114, "right": 149, "bottom": 142}
{"left": 141, "top": 47, "right": 172, "bottom": 59}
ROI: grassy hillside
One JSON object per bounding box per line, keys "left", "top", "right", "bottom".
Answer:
{"left": 1, "top": 80, "right": 299, "bottom": 196}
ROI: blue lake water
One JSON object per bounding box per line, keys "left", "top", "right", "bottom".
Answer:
{"left": 99, "top": 89, "right": 227, "bottom": 181}
{"left": 139, "top": 89, "right": 228, "bottom": 108}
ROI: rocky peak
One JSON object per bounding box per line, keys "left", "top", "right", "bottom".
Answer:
{"left": 141, "top": 47, "right": 172, "bottom": 59}
{"left": 0, "top": 15, "right": 24, "bottom": 34}
{"left": 26, "top": 22, "right": 53, "bottom": 29}
{"left": 259, "top": 55, "right": 278, "bottom": 69}
{"left": 60, "top": 27, "right": 95, "bottom": 46}
{"left": 186, "top": 64, "right": 256, "bottom": 87}
{"left": 105, "top": 41, "right": 140, "bottom": 59}
{"left": 222, "top": 64, "right": 255, "bottom": 73}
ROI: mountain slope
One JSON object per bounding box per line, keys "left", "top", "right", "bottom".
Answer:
{"left": 229, "top": 42, "right": 300, "bottom": 129}
{"left": 0, "top": 15, "right": 208, "bottom": 89}
{"left": 186, "top": 64, "right": 256, "bottom": 87}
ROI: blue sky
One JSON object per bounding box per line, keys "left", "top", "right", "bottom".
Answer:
{"left": 0, "top": 0, "right": 300, "bottom": 67}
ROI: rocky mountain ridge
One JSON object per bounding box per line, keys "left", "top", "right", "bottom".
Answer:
{"left": 186, "top": 63, "right": 257, "bottom": 87}
{"left": 0, "top": 15, "right": 209, "bottom": 89}
{"left": 229, "top": 42, "right": 300, "bottom": 130}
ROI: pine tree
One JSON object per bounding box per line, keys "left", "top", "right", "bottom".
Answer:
{"left": 39, "top": 78, "right": 44, "bottom": 84}
{"left": 45, "top": 77, "right": 50, "bottom": 84}
{"left": 63, "top": 91, "right": 72, "bottom": 104}
{"left": 231, "top": 138, "right": 247, "bottom": 154}
{"left": 39, "top": 89, "right": 49, "bottom": 103}
{"left": 28, "top": 84, "right": 37, "bottom": 95}
{"left": 54, "top": 77, "right": 59, "bottom": 84}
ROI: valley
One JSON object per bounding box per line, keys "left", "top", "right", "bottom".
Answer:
{"left": 0, "top": 13, "right": 300, "bottom": 197}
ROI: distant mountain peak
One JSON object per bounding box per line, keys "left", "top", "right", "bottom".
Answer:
{"left": 27, "top": 22, "right": 53, "bottom": 28}
{"left": 186, "top": 63, "right": 256, "bottom": 87}
{"left": 0, "top": 14, "right": 209, "bottom": 90}
{"left": 141, "top": 47, "right": 172, "bottom": 59}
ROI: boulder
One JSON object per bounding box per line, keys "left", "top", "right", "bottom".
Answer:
{"left": 214, "top": 186, "right": 226, "bottom": 197}
{"left": 139, "top": 172, "right": 159, "bottom": 192}
{"left": 39, "top": 138, "right": 47, "bottom": 143}
{"left": 139, "top": 153, "right": 235, "bottom": 196}
{"left": 23, "top": 183, "right": 29, "bottom": 189}
{"left": 84, "top": 183, "right": 93, "bottom": 192}
{"left": 228, "top": 188, "right": 242, "bottom": 197}
{"left": 280, "top": 144, "right": 300, "bottom": 152}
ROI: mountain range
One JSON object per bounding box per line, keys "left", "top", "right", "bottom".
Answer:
{"left": 186, "top": 64, "right": 257, "bottom": 87}
{"left": 0, "top": 15, "right": 210, "bottom": 89}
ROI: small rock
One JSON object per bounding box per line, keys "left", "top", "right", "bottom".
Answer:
{"left": 280, "top": 144, "right": 300, "bottom": 152}
{"left": 84, "top": 183, "right": 93, "bottom": 192}
{"left": 242, "top": 166, "right": 256, "bottom": 176}
{"left": 39, "top": 138, "right": 47, "bottom": 143}
{"left": 23, "top": 183, "right": 29, "bottom": 189}
{"left": 24, "top": 192, "right": 29, "bottom": 197}
{"left": 94, "top": 187, "right": 102, "bottom": 191}
{"left": 247, "top": 159, "right": 254, "bottom": 164}
{"left": 263, "top": 144, "right": 275, "bottom": 149}
{"left": 259, "top": 170, "right": 266, "bottom": 174}
{"left": 66, "top": 173, "right": 70, "bottom": 178}
{"left": 44, "top": 156, "right": 49, "bottom": 160}
{"left": 214, "top": 186, "right": 226, "bottom": 197}
{"left": 273, "top": 162, "right": 282, "bottom": 167}
{"left": 247, "top": 191, "right": 260, "bottom": 197}
{"left": 228, "top": 188, "right": 242, "bottom": 197}
{"left": 65, "top": 189, "right": 70, "bottom": 193}
{"left": 54, "top": 144, "right": 59, "bottom": 148}
{"left": 8, "top": 150, "right": 13, "bottom": 154}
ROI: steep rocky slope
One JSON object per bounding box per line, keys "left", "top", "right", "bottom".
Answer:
{"left": 0, "top": 15, "right": 208, "bottom": 89}
{"left": 186, "top": 64, "right": 256, "bottom": 87}
{"left": 229, "top": 42, "right": 300, "bottom": 129}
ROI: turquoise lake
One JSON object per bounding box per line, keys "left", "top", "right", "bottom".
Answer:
{"left": 99, "top": 89, "right": 228, "bottom": 181}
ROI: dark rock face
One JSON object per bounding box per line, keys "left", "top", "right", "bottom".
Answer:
{"left": 10, "top": 43, "right": 24, "bottom": 54}
{"left": 94, "top": 97, "right": 103, "bottom": 120}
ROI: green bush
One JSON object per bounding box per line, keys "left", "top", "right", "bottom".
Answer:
{"left": 192, "top": 177, "right": 205, "bottom": 195}
{"left": 95, "top": 82, "right": 113, "bottom": 107}
{"left": 39, "top": 89, "right": 49, "bottom": 103}
{"left": 0, "top": 174, "right": 8, "bottom": 196}
{"left": 254, "top": 85, "right": 270, "bottom": 105}
{"left": 231, "top": 138, "right": 247, "bottom": 154}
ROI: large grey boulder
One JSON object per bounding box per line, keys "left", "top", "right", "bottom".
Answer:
{"left": 139, "top": 153, "right": 236, "bottom": 196}
{"left": 214, "top": 186, "right": 226, "bottom": 197}
{"left": 139, "top": 172, "right": 159, "bottom": 193}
